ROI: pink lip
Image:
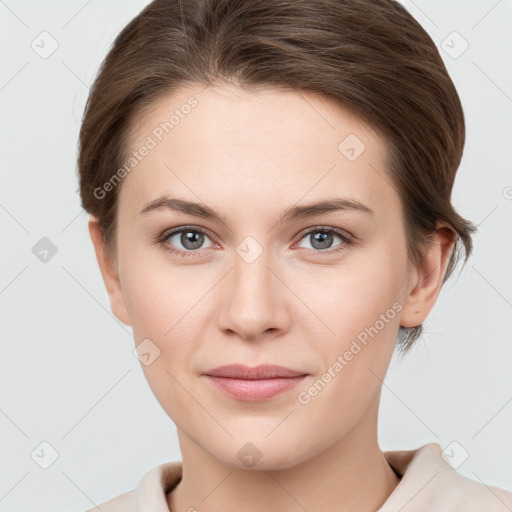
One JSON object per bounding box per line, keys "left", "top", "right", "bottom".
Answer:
{"left": 202, "top": 364, "right": 308, "bottom": 401}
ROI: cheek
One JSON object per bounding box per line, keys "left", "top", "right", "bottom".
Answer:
{"left": 299, "top": 243, "right": 407, "bottom": 416}
{"left": 121, "top": 257, "right": 203, "bottom": 422}
{"left": 311, "top": 251, "right": 406, "bottom": 346}
{"left": 119, "top": 245, "right": 196, "bottom": 336}
{"left": 290, "top": 262, "right": 404, "bottom": 442}
{"left": 119, "top": 249, "right": 209, "bottom": 391}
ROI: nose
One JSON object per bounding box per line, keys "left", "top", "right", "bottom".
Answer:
{"left": 217, "top": 248, "right": 291, "bottom": 341}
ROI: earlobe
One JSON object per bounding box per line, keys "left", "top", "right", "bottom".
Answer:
{"left": 88, "top": 217, "right": 132, "bottom": 326}
{"left": 400, "top": 223, "right": 456, "bottom": 329}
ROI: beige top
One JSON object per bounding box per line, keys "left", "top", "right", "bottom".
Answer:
{"left": 86, "top": 443, "right": 512, "bottom": 511}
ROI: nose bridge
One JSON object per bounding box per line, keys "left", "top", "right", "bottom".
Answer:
{"left": 232, "top": 238, "right": 276, "bottom": 308}
{"left": 235, "top": 243, "right": 272, "bottom": 293}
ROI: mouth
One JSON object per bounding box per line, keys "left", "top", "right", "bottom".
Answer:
{"left": 202, "top": 364, "right": 309, "bottom": 401}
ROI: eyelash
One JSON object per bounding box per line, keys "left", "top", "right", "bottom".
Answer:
{"left": 156, "top": 225, "right": 354, "bottom": 259}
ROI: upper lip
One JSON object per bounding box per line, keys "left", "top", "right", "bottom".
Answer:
{"left": 203, "top": 364, "right": 307, "bottom": 379}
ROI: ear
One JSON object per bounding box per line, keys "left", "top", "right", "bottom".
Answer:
{"left": 400, "top": 222, "right": 456, "bottom": 328}
{"left": 88, "top": 216, "right": 131, "bottom": 326}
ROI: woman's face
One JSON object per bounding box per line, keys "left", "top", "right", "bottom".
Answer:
{"left": 106, "top": 83, "right": 418, "bottom": 468}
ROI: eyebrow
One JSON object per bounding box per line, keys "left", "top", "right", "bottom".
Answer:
{"left": 138, "top": 195, "right": 374, "bottom": 223}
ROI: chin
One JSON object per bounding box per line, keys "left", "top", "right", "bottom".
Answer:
{"left": 205, "top": 435, "right": 314, "bottom": 472}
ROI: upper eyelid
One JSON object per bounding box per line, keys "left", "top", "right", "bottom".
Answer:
{"left": 295, "top": 225, "right": 352, "bottom": 239}
{"left": 162, "top": 225, "right": 214, "bottom": 242}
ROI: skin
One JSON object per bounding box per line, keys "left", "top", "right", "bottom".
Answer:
{"left": 89, "top": 83, "right": 455, "bottom": 512}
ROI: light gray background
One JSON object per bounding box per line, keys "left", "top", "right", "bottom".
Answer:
{"left": 1, "top": 1, "right": 511, "bottom": 510}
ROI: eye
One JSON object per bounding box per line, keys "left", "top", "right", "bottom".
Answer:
{"left": 158, "top": 226, "right": 215, "bottom": 257}
{"left": 294, "top": 226, "right": 353, "bottom": 254}
{"left": 157, "top": 225, "right": 354, "bottom": 258}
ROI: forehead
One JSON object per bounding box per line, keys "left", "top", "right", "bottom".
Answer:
{"left": 130, "top": 82, "right": 381, "bottom": 156}
{"left": 119, "top": 83, "right": 399, "bottom": 221}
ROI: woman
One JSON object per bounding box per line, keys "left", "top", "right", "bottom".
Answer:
{"left": 79, "top": 0, "right": 512, "bottom": 510}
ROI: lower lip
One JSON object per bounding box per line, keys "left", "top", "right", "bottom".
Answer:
{"left": 203, "top": 375, "right": 307, "bottom": 401}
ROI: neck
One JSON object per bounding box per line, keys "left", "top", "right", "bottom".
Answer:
{"left": 167, "top": 393, "right": 400, "bottom": 512}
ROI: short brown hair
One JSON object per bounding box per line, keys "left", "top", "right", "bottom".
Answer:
{"left": 77, "top": 0, "right": 477, "bottom": 353}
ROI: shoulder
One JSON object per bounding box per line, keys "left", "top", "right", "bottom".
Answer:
{"left": 82, "top": 461, "right": 182, "bottom": 512}
{"left": 381, "top": 443, "right": 512, "bottom": 512}
{"left": 84, "top": 489, "right": 137, "bottom": 512}
{"left": 429, "top": 460, "right": 512, "bottom": 511}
